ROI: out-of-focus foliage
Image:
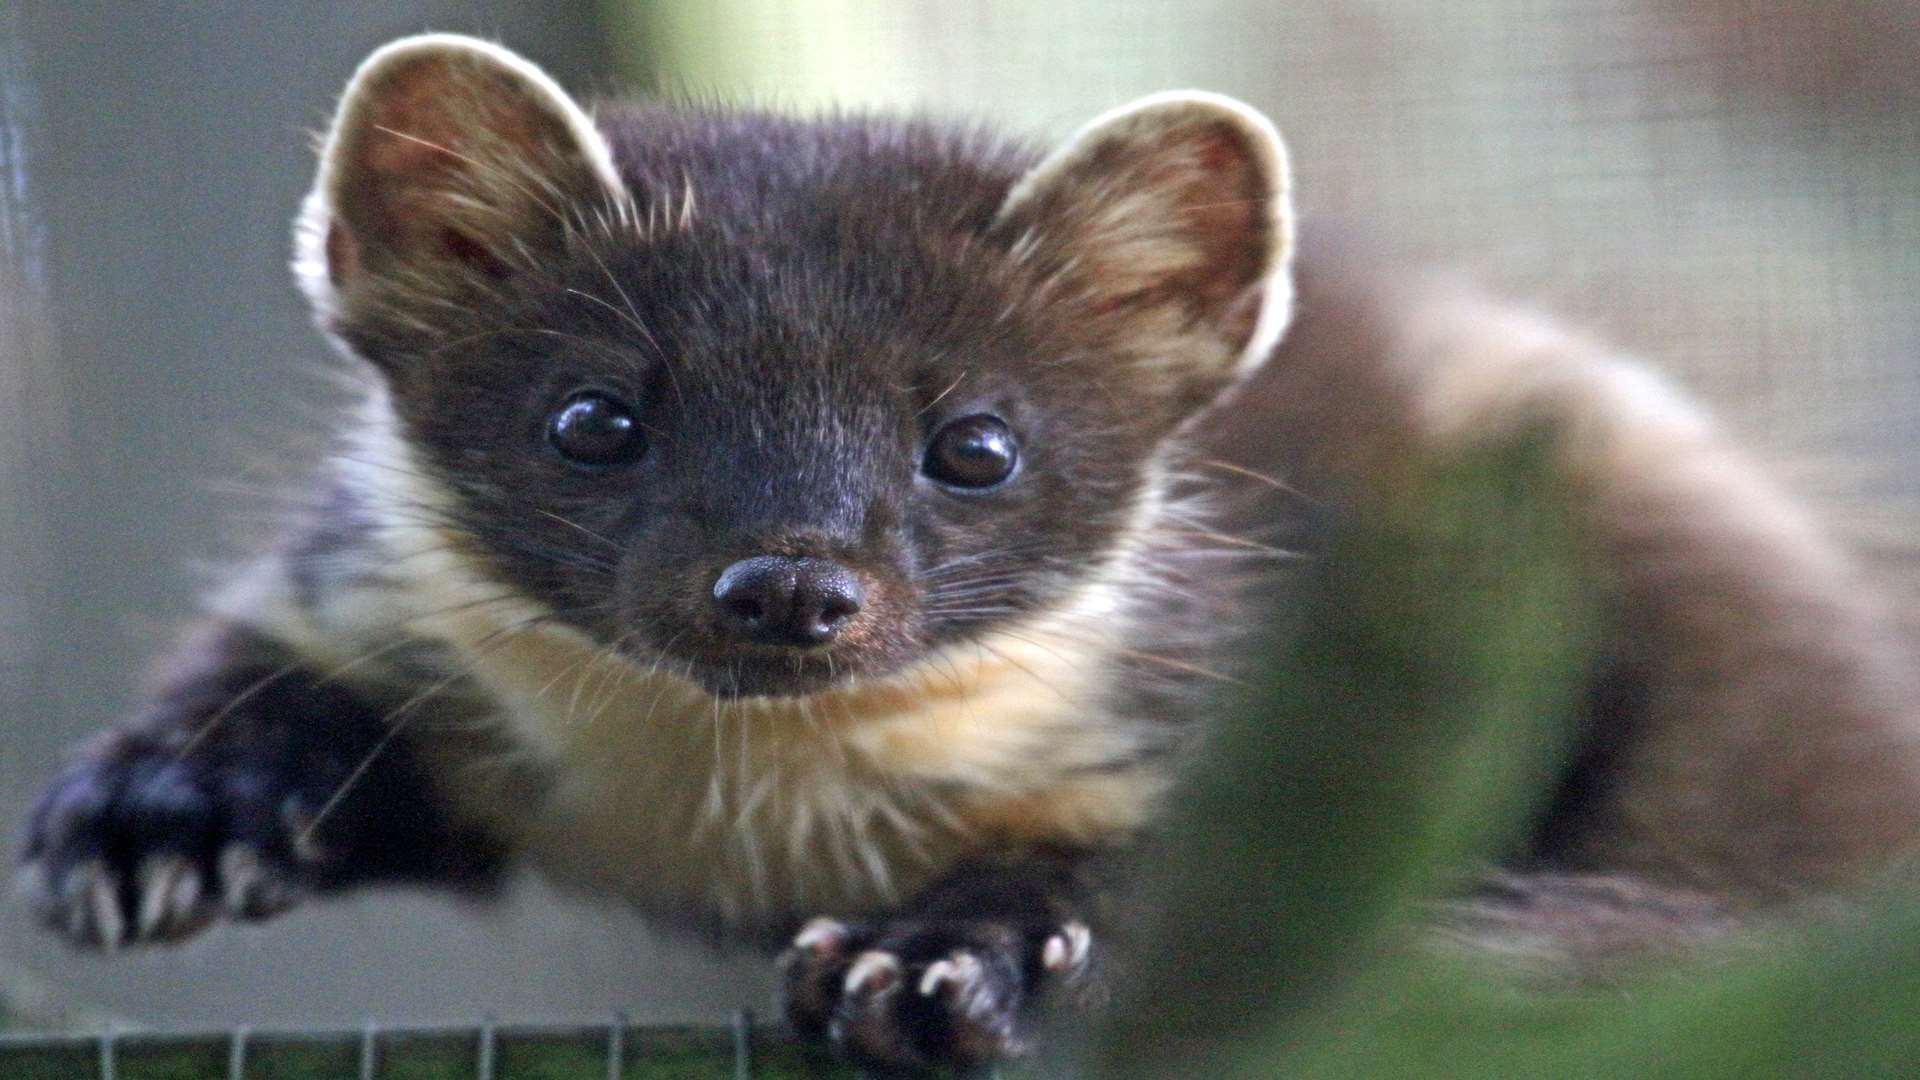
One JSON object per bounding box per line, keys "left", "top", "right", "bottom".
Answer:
{"left": 1082, "top": 435, "right": 1920, "bottom": 1079}
{"left": 1097, "top": 435, "right": 1593, "bottom": 1074}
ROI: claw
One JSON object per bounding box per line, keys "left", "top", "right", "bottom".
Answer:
{"left": 793, "top": 916, "right": 849, "bottom": 954}
{"left": 219, "top": 844, "right": 301, "bottom": 920}
{"left": 843, "top": 950, "right": 903, "bottom": 997}
{"left": 135, "top": 856, "right": 202, "bottom": 939}
{"left": 64, "top": 862, "right": 124, "bottom": 952}
{"left": 1042, "top": 920, "right": 1092, "bottom": 977}
{"left": 918, "top": 950, "right": 983, "bottom": 996}
{"left": 15, "top": 861, "right": 55, "bottom": 923}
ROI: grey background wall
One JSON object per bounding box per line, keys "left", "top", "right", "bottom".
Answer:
{"left": 4, "top": 0, "right": 1916, "bottom": 1031}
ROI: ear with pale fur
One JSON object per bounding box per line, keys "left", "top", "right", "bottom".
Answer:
{"left": 991, "top": 92, "right": 1294, "bottom": 412}
{"left": 293, "top": 34, "right": 627, "bottom": 358}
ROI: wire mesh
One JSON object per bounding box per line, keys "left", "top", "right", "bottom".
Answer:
{"left": 0, "top": 1012, "right": 856, "bottom": 1080}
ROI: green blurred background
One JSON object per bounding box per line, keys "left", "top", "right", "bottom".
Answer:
{"left": 3, "top": 0, "right": 1917, "bottom": 1037}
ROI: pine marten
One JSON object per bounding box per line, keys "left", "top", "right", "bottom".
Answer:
{"left": 19, "top": 33, "right": 1920, "bottom": 1072}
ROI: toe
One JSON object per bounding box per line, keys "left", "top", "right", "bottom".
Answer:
{"left": 782, "top": 917, "right": 876, "bottom": 1041}
{"left": 218, "top": 844, "right": 305, "bottom": 920}
{"left": 831, "top": 950, "right": 922, "bottom": 1070}
{"left": 134, "top": 854, "right": 211, "bottom": 942}
{"left": 59, "top": 860, "right": 126, "bottom": 951}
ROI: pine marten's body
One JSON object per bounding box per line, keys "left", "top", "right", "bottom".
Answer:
{"left": 19, "top": 35, "right": 1920, "bottom": 1072}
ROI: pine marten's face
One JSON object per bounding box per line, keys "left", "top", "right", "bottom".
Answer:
{"left": 384, "top": 240, "right": 1154, "bottom": 699}
{"left": 299, "top": 37, "right": 1293, "bottom": 699}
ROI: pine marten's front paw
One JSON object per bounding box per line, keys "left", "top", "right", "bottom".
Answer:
{"left": 780, "top": 914, "right": 1093, "bottom": 1073}
{"left": 17, "top": 738, "right": 321, "bottom": 949}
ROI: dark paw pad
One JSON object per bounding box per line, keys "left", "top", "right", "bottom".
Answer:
{"left": 780, "top": 915, "right": 1093, "bottom": 1073}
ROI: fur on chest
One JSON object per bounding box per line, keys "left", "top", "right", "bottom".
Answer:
{"left": 397, "top": 563, "right": 1170, "bottom": 934}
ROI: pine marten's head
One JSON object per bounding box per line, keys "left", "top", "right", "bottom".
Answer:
{"left": 296, "top": 35, "right": 1293, "bottom": 699}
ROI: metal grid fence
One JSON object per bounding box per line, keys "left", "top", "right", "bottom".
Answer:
{"left": 0, "top": 1013, "right": 868, "bottom": 1080}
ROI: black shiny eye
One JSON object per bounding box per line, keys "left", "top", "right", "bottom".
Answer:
{"left": 924, "top": 414, "right": 1018, "bottom": 490}
{"left": 548, "top": 393, "right": 644, "bottom": 466}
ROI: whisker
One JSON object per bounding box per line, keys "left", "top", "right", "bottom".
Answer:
{"left": 536, "top": 508, "right": 621, "bottom": 551}
{"left": 916, "top": 370, "right": 971, "bottom": 417}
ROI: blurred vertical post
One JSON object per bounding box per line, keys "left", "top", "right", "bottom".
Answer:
{"left": 0, "top": 0, "right": 69, "bottom": 1032}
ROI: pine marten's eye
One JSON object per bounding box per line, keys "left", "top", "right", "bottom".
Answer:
{"left": 548, "top": 392, "right": 645, "bottom": 467}
{"left": 924, "top": 414, "right": 1019, "bottom": 490}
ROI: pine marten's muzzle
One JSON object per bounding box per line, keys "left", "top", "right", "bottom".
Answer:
{"left": 710, "top": 555, "right": 868, "bottom": 649}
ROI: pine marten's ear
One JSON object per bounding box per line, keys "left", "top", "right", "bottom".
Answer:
{"left": 294, "top": 35, "right": 627, "bottom": 354}
{"left": 992, "top": 93, "right": 1294, "bottom": 413}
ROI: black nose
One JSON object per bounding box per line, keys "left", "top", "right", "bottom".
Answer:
{"left": 711, "top": 556, "right": 866, "bottom": 648}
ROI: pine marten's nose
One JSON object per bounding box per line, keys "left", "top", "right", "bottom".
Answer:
{"left": 711, "top": 556, "right": 866, "bottom": 648}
